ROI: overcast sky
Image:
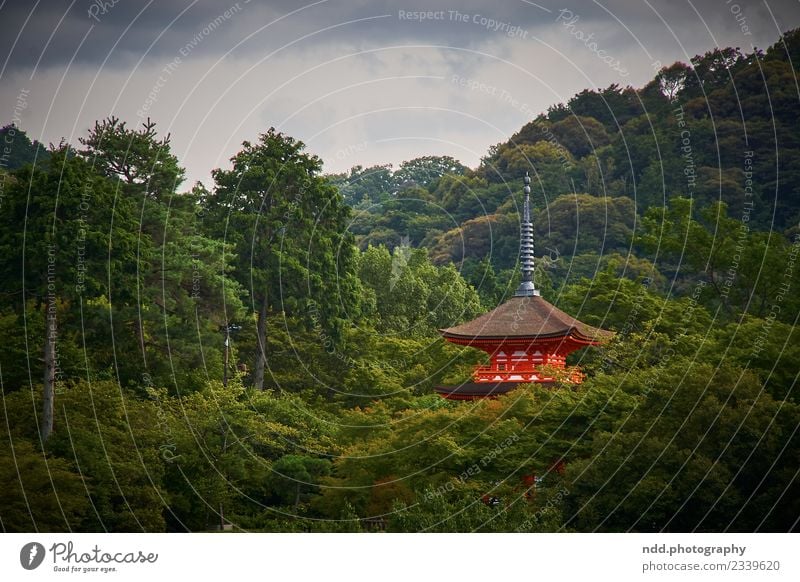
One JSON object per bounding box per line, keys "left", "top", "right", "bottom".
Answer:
{"left": 1, "top": 0, "right": 798, "bottom": 187}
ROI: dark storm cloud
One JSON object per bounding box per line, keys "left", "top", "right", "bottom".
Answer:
{"left": 0, "top": 0, "right": 543, "bottom": 73}
{"left": 2, "top": 0, "right": 799, "bottom": 186}
{"left": 2, "top": 1, "right": 151, "bottom": 72}
{"left": 2, "top": 0, "right": 799, "bottom": 75}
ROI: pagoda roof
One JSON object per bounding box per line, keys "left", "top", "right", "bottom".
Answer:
{"left": 439, "top": 295, "right": 613, "bottom": 344}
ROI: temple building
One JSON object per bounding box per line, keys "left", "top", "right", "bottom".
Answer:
{"left": 435, "top": 174, "right": 612, "bottom": 401}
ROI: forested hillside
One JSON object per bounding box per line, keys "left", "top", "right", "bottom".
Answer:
{"left": 1, "top": 30, "right": 798, "bottom": 533}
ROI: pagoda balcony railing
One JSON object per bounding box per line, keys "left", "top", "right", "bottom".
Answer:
{"left": 475, "top": 364, "right": 563, "bottom": 373}
{"left": 474, "top": 365, "right": 584, "bottom": 384}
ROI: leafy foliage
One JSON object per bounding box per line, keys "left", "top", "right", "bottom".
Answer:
{"left": 1, "top": 29, "right": 799, "bottom": 533}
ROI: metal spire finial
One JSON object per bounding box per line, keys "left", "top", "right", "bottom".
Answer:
{"left": 515, "top": 172, "right": 539, "bottom": 297}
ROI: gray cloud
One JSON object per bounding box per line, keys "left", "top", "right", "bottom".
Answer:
{"left": 1, "top": 0, "right": 799, "bottom": 185}
{"left": 5, "top": 0, "right": 795, "bottom": 72}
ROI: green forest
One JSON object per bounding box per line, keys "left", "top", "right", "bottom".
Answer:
{"left": 1, "top": 30, "right": 799, "bottom": 533}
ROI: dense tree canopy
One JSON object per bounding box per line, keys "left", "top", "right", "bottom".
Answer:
{"left": 1, "top": 29, "right": 798, "bottom": 533}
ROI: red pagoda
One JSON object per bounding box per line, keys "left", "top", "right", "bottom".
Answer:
{"left": 435, "top": 174, "right": 612, "bottom": 400}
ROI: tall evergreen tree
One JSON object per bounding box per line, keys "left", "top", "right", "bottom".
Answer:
{"left": 206, "top": 128, "right": 360, "bottom": 390}
{"left": 0, "top": 148, "right": 140, "bottom": 439}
